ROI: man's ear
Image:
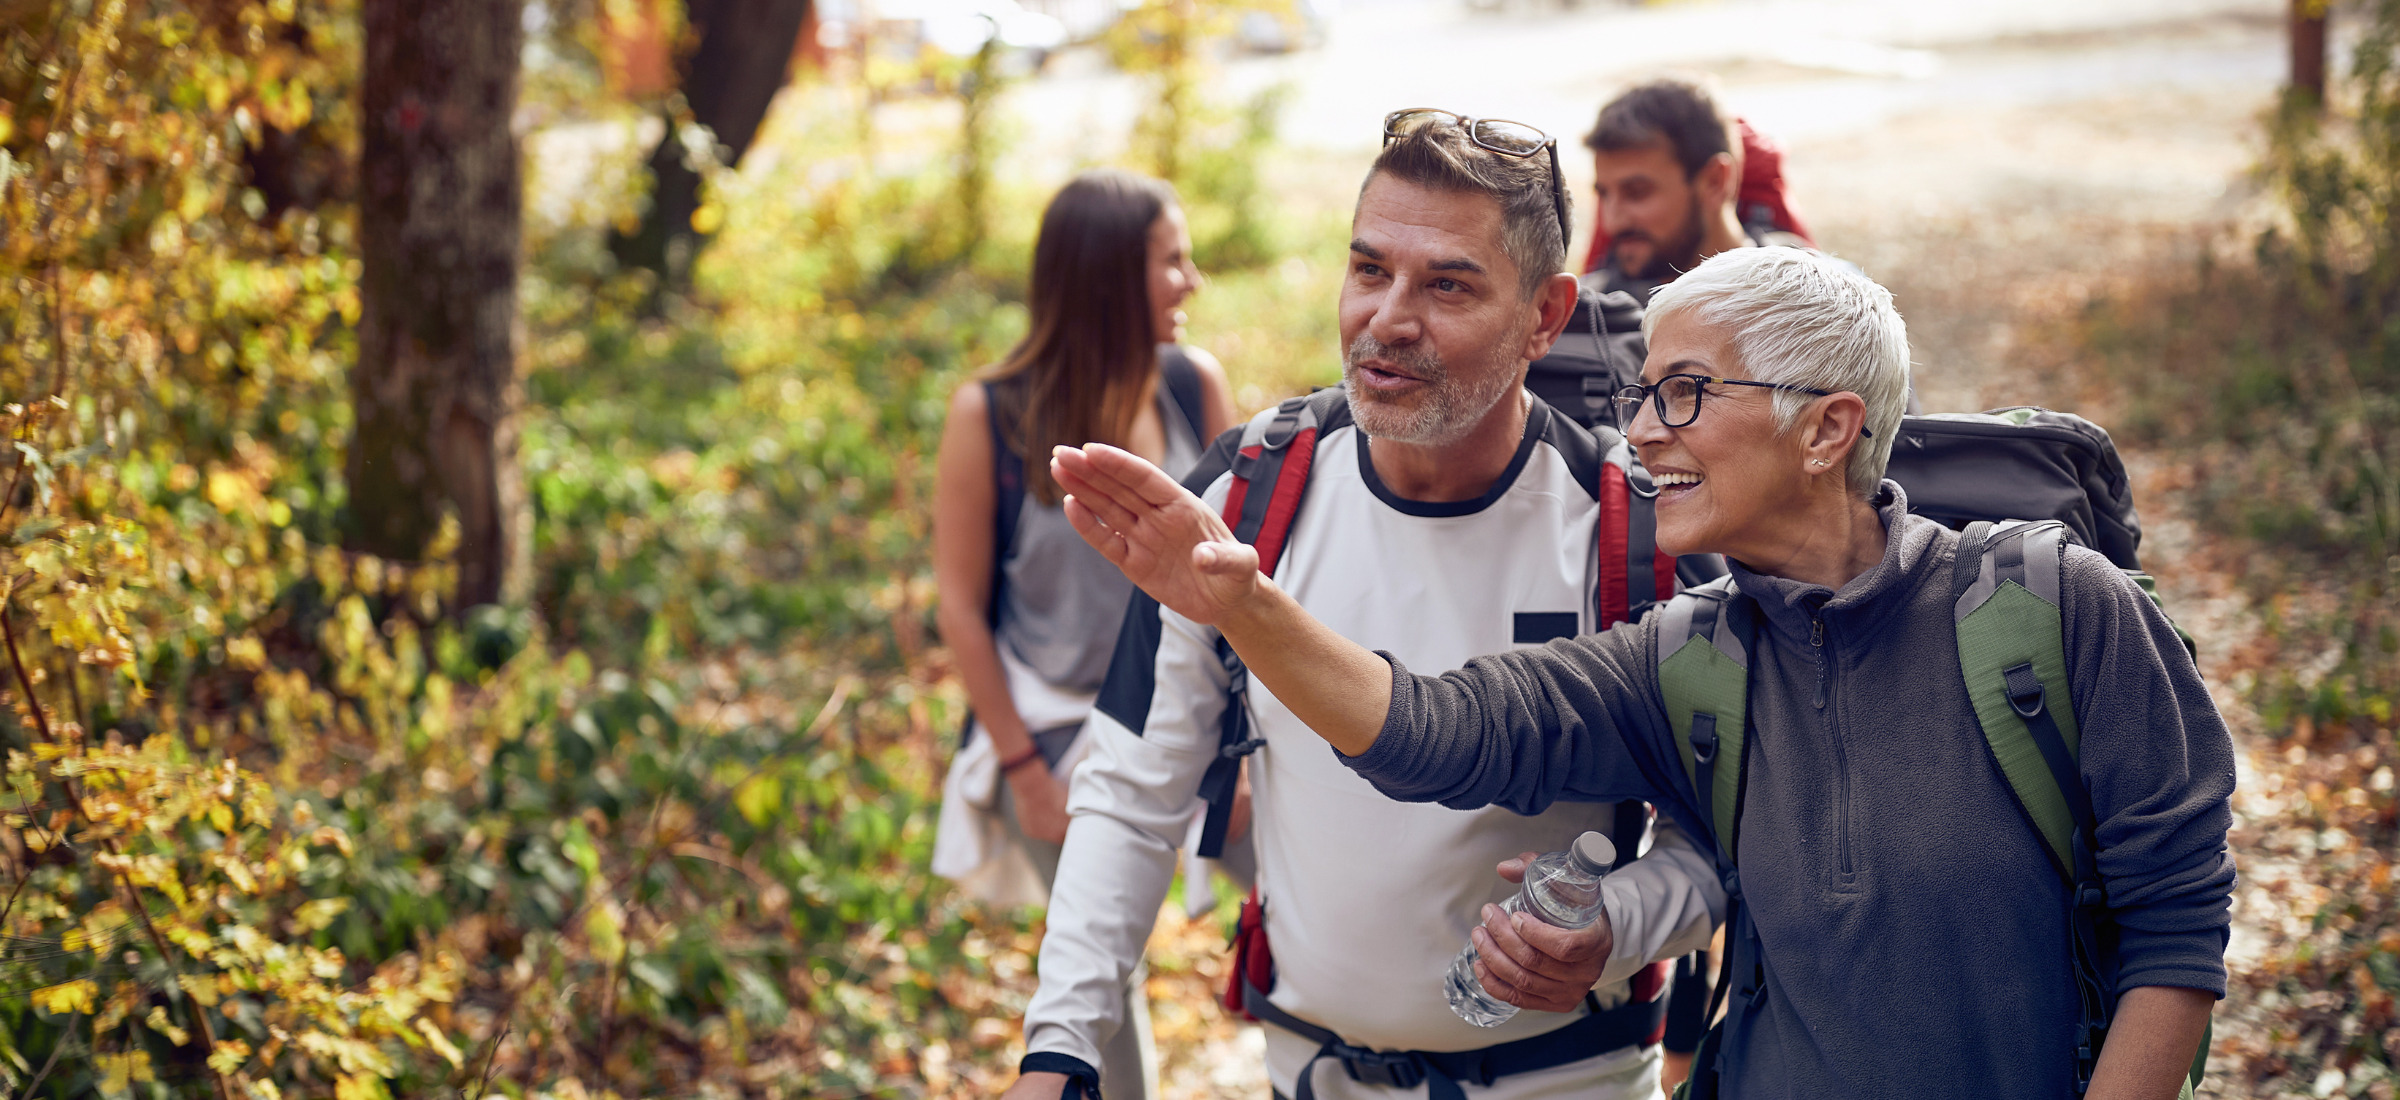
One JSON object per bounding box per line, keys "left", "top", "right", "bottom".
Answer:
{"left": 1696, "top": 151, "right": 1738, "bottom": 211}
{"left": 1519, "top": 271, "right": 1581, "bottom": 363}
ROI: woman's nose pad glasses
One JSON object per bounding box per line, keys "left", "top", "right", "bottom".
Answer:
{"left": 1613, "top": 374, "right": 1872, "bottom": 437}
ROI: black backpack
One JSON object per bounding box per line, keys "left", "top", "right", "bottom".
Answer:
{"left": 967, "top": 347, "right": 1207, "bottom": 741}
{"left": 1885, "top": 408, "right": 2144, "bottom": 570}
{"left": 1523, "top": 287, "right": 1647, "bottom": 431}
{"left": 984, "top": 346, "right": 1208, "bottom": 624}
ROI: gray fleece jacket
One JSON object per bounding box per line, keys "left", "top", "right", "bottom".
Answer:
{"left": 1344, "top": 483, "right": 2235, "bottom": 1099}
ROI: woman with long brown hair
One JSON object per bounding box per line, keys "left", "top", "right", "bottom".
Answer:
{"left": 928, "top": 169, "right": 1235, "bottom": 1100}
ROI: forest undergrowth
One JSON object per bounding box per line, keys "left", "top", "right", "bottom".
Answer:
{"left": 0, "top": 1, "right": 1328, "bottom": 1096}
{"left": 2051, "top": 6, "right": 2400, "bottom": 1092}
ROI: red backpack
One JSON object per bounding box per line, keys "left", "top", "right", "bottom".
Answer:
{"left": 1581, "top": 117, "right": 1815, "bottom": 277}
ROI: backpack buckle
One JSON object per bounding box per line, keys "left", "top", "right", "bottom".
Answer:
{"left": 1219, "top": 644, "right": 1248, "bottom": 693}
{"left": 1339, "top": 1046, "right": 1426, "bottom": 1090}
{"left": 1261, "top": 410, "right": 1304, "bottom": 451}
{"left": 1690, "top": 719, "right": 1719, "bottom": 764}
{"left": 2002, "top": 663, "right": 2047, "bottom": 719}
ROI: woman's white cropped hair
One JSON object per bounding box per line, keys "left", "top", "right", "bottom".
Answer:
{"left": 1641, "top": 248, "right": 1911, "bottom": 497}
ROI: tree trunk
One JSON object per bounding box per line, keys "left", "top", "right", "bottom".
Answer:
{"left": 349, "top": 0, "right": 529, "bottom": 610}
{"left": 612, "top": 0, "right": 811, "bottom": 282}
{"left": 2290, "top": 0, "right": 2329, "bottom": 107}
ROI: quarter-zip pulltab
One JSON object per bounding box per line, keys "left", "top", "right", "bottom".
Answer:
{"left": 1811, "top": 616, "right": 1828, "bottom": 709}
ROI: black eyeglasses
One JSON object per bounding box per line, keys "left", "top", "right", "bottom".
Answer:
{"left": 1614, "top": 374, "right": 1873, "bottom": 436}
{"left": 1382, "top": 108, "right": 1571, "bottom": 252}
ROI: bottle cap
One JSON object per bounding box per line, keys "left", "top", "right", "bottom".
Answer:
{"left": 1569, "top": 831, "right": 1616, "bottom": 875}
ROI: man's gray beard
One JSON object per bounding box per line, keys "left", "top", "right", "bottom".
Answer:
{"left": 1341, "top": 330, "right": 1525, "bottom": 446}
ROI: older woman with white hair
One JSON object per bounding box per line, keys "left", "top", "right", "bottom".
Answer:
{"left": 1047, "top": 247, "right": 2234, "bottom": 1100}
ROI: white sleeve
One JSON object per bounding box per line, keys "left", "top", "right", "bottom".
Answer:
{"left": 1593, "top": 815, "right": 1727, "bottom": 989}
{"left": 1021, "top": 601, "right": 1232, "bottom": 1066}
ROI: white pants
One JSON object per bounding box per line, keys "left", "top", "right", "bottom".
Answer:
{"left": 998, "top": 776, "right": 1161, "bottom": 1100}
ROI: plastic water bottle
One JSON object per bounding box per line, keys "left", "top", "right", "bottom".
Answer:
{"left": 1444, "top": 831, "right": 1616, "bottom": 1027}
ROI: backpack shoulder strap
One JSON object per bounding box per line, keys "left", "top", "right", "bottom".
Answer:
{"left": 1952, "top": 519, "right": 2091, "bottom": 879}
{"left": 983, "top": 379, "right": 1025, "bottom": 628}
{"left": 1158, "top": 344, "right": 1209, "bottom": 449}
{"left": 1598, "top": 436, "right": 1681, "bottom": 626}
{"left": 1194, "top": 389, "right": 1338, "bottom": 858}
{"left": 1222, "top": 388, "right": 1342, "bottom": 570}
{"left": 1954, "top": 519, "right": 2138, "bottom": 1094}
{"left": 1656, "top": 578, "right": 1751, "bottom": 864}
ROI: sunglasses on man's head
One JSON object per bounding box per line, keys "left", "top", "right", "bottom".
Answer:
{"left": 1380, "top": 108, "right": 1572, "bottom": 250}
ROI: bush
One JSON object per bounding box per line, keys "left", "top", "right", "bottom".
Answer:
{"left": 0, "top": 0, "right": 1332, "bottom": 1093}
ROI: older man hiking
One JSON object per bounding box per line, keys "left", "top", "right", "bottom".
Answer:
{"left": 998, "top": 113, "right": 1727, "bottom": 1100}
{"left": 1051, "top": 246, "right": 2234, "bottom": 1100}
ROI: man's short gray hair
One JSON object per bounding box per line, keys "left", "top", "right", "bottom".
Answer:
{"left": 1642, "top": 248, "right": 1910, "bottom": 496}
{"left": 1363, "top": 123, "right": 1567, "bottom": 299}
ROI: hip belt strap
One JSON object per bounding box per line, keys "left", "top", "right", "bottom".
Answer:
{"left": 1242, "top": 977, "right": 1665, "bottom": 1100}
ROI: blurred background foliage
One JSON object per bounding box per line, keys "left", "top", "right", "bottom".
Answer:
{"left": 9, "top": 0, "right": 2395, "bottom": 1094}
{"left": 0, "top": 0, "right": 1334, "bottom": 1095}
{"left": 2068, "top": 0, "right": 2400, "bottom": 1086}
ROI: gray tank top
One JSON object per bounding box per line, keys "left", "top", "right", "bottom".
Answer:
{"left": 996, "top": 370, "right": 1205, "bottom": 695}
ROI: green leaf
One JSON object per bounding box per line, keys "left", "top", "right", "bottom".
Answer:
{"left": 563, "top": 820, "right": 601, "bottom": 883}
{"left": 734, "top": 772, "right": 783, "bottom": 827}
{"left": 585, "top": 905, "right": 625, "bottom": 966}
{"left": 9, "top": 515, "right": 60, "bottom": 545}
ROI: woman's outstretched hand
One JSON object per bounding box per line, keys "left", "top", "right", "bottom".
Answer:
{"left": 1050, "top": 441, "right": 1394, "bottom": 758}
{"left": 1051, "top": 444, "right": 1266, "bottom": 628}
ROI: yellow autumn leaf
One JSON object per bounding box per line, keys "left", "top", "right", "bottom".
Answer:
{"left": 207, "top": 1039, "right": 252, "bottom": 1076}
{"left": 733, "top": 772, "right": 783, "bottom": 827}
{"left": 204, "top": 468, "right": 258, "bottom": 514}
{"left": 218, "top": 852, "right": 260, "bottom": 893}
{"left": 224, "top": 635, "right": 265, "bottom": 671}
{"left": 334, "top": 1073, "right": 389, "bottom": 1100}
{"left": 146, "top": 1005, "right": 191, "bottom": 1046}
{"left": 586, "top": 903, "right": 626, "bottom": 965}
{"left": 97, "top": 1050, "right": 156, "bottom": 1092}
{"left": 291, "top": 896, "right": 350, "bottom": 933}
{"left": 177, "top": 973, "right": 224, "bottom": 1007}
{"left": 415, "top": 1017, "right": 466, "bottom": 1069}
{"left": 30, "top": 979, "right": 98, "bottom": 1015}
{"left": 66, "top": 902, "right": 124, "bottom": 954}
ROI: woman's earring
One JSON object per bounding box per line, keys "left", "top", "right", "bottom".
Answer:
{"left": 1810, "top": 459, "right": 1830, "bottom": 467}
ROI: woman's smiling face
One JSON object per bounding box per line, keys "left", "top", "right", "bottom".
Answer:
{"left": 1147, "top": 203, "right": 1199, "bottom": 344}
{"left": 1627, "top": 313, "right": 1812, "bottom": 561}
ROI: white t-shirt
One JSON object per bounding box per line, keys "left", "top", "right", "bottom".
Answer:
{"left": 1025, "top": 395, "right": 1725, "bottom": 1098}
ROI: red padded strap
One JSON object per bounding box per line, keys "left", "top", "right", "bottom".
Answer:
{"left": 1598, "top": 462, "right": 1632, "bottom": 626}
{"left": 1633, "top": 960, "right": 1672, "bottom": 1045}
{"left": 1222, "top": 446, "right": 1261, "bottom": 527}
{"left": 1248, "top": 427, "right": 1317, "bottom": 576}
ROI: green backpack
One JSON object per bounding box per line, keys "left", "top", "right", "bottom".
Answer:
{"left": 1659, "top": 519, "right": 2209, "bottom": 1100}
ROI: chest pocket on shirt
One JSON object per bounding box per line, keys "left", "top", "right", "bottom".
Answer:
{"left": 1513, "top": 612, "right": 1579, "bottom": 644}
